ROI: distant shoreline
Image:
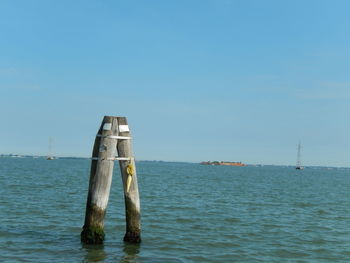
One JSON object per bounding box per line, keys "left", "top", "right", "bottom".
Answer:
{"left": 1, "top": 155, "right": 350, "bottom": 169}
{"left": 200, "top": 161, "right": 245, "bottom": 166}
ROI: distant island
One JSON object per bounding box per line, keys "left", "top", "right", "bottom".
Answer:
{"left": 200, "top": 161, "right": 245, "bottom": 166}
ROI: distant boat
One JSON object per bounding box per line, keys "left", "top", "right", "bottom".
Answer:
{"left": 296, "top": 142, "right": 304, "bottom": 170}
{"left": 47, "top": 137, "right": 55, "bottom": 160}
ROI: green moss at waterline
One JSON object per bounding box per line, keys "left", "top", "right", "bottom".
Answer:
{"left": 81, "top": 225, "right": 105, "bottom": 244}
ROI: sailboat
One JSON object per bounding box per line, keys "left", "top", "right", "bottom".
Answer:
{"left": 296, "top": 142, "right": 304, "bottom": 170}
{"left": 47, "top": 137, "right": 55, "bottom": 160}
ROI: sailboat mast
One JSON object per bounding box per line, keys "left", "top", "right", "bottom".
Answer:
{"left": 47, "top": 137, "right": 54, "bottom": 160}
{"left": 48, "top": 137, "right": 52, "bottom": 157}
{"left": 296, "top": 143, "right": 301, "bottom": 166}
{"left": 296, "top": 142, "right": 303, "bottom": 169}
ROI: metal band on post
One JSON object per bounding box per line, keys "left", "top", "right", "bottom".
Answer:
{"left": 91, "top": 157, "right": 134, "bottom": 161}
{"left": 96, "top": 134, "right": 132, "bottom": 140}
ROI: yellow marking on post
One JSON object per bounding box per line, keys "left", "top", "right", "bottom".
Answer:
{"left": 126, "top": 163, "right": 134, "bottom": 192}
{"left": 126, "top": 163, "right": 134, "bottom": 176}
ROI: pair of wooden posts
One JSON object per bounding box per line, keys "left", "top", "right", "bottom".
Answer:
{"left": 81, "top": 116, "right": 141, "bottom": 244}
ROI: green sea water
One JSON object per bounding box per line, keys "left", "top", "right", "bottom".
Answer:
{"left": 1, "top": 157, "right": 350, "bottom": 262}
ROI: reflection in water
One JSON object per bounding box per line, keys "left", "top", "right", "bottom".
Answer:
{"left": 121, "top": 243, "right": 140, "bottom": 263}
{"left": 82, "top": 244, "right": 107, "bottom": 263}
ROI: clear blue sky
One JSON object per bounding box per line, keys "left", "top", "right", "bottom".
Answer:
{"left": 1, "top": 0, "right": 350, "bottom": 166}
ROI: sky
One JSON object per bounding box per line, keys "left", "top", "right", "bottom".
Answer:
{"left": 1, "top": 0, "right": 350, "bottom": 167}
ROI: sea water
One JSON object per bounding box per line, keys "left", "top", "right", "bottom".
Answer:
{"left": 1, "top": 157, "right": 350, "bottom": 263}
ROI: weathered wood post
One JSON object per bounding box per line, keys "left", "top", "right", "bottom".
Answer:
{"left": 81, "top": 116, "right": 118, "bottom": 244}
{"left": 81, "top": 116, "right": 141, "bottom": 244}
{"left": 116, "top": 117, "right": 141, "bottom": 243}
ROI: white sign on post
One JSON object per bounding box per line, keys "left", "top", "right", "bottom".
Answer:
{"left": 103, "top": 123, "right": 112, "bottom": 130}
{"left": 119, "top": 125, "right": 129, "bottom": 132}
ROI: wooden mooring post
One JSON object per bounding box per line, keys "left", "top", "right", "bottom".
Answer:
{"left": 81, "top": 116, "right": 141, "bottom": 244}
